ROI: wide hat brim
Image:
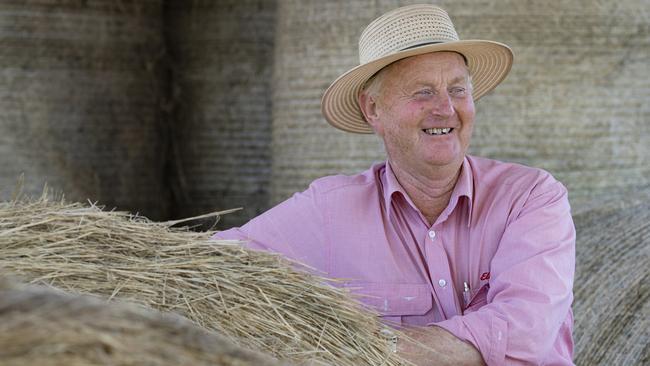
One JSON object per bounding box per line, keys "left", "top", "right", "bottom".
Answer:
{"left": 321, "top": 40, "right": 513, "bottom": 134}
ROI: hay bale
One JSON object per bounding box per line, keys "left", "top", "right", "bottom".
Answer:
{"left": 0, "top": 277, "right": 286, "bottom": 366}
{"left": 164, "top": 0, "right": 276, "bottom": 229}
{"left": 572, "top": 197, "right": 649, "bottom": 365}
{"left": 0, "top": 196, "right": 408, "bottom": 366}
{"left": 0, "top": 1, "right": 170, "bottom": 220}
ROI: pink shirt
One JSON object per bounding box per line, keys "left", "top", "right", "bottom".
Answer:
{"left": 213, "top": 155, "right": 575, "bottom": 365}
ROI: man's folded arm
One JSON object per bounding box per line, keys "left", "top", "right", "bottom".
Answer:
{"left": 436, "top": 180, "right": 575, "bottom": 365}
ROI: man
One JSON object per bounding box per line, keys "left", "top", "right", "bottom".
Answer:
{"left": 214, "top": 4, "right": 575, "bottom": 365}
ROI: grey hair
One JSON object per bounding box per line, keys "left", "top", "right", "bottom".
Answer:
{"left": 360, "top": 68, "right": 389, "bottom": 99}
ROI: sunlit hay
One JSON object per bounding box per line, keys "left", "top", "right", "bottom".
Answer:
{"left": 0, "top": 277, "right": 287, "bottom": 366}
{"left": 0, "top": 196, "right": 410, "bottom": 366}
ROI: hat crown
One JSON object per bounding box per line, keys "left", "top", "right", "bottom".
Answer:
{"left": 359, "top": 5, "right": 459, "bottom": 64}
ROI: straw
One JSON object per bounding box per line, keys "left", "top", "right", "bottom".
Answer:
{"left": 0, "top": 277, "right": 288, "bottom": 366}
{"left": 0, "top": 194, "right": 411, "bottom": 366}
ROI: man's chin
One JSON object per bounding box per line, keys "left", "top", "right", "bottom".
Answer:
{"left": 421, "top": 153, "right": 464, "bottom": 169}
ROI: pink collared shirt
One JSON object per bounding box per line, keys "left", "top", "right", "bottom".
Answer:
{"left": 213, "top": 155, "right": 575, "bottom": 365}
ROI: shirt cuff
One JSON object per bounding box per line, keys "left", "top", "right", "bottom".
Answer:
{"left": 435, "top": 314, "right": 508, "bottom": 366}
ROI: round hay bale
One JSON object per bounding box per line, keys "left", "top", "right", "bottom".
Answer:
{"left": 572, "top": 196, "right": 649, "bottom": 365}
{"left": 0, "top": 197, "right": 408, "bottom": 366}
{"left": 0, "top": 277, "right": 286, "bottom": 366}
{"left": 0, "top": 1, "right": 170, "bottom": 220}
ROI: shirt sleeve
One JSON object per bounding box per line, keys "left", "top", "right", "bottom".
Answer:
{"left": 436, "top": 179, "right": 575, "bottom": 365}
{"left": 211, "top": 182, "right": 330, "bottom": 272}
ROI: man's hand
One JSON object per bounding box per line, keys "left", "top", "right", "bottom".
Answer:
{"left": 397, "top": 326, "right": 485, "bottom": 366}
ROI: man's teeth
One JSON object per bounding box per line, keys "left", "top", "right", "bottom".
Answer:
{"left": 423, "top": 128, "right": 452, "bottom": 135}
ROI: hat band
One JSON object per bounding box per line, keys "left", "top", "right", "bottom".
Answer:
{"left": 393, "top": 41, "right": 468, "bottom": 66}
{"left": 399, "top": 41, "right": 442, "bottom": 51}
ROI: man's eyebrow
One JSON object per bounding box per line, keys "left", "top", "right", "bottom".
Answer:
{"left": 413, "top": 75, "right": 469, "bottom": 86}
{"left": 409, "top": 75, "right": 469, "bottom": 89}
{"left": 449, "top": 75, "right": 470, "bottom": 85}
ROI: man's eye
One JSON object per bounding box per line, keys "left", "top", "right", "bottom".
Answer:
{"left": 415, "top": 89, "right": 433, "bottom": 96}
{"left": 450, "top": 87, "right": 466, "bottom": 96}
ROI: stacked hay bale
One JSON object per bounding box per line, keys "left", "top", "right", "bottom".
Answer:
{"left": 0, "top": 1, "right": 170, "bottom": 220}
{"left": 572, "top": 197, "right": 649, "bottom": 365}
{"left": 0, "top": 278, "right": 287, "bottom": 366}
{"left": 0, "top": 196, "right": 409, "bottom": 366}
{"left": 164, "top": 0, "right": 276, "bottom": 228}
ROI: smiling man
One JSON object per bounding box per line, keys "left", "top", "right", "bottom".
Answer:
{"left": 214, "top": 5, "right": 575, "bottom": 365}
{"left": 359, "top": 52, "right": 476, "bottom": 226}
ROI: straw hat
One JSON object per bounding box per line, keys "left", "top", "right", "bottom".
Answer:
{"left": 321, "top": 4, "right": 514, "bottom": 134}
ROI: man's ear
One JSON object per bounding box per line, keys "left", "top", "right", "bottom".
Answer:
{"left": 358, "top": 91, "right": 384, "bottom": 136}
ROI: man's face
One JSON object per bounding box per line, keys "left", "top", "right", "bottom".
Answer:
{"left": 362, "top": 52, "right": 475, "bottom": 171}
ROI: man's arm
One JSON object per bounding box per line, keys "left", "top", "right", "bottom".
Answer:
{"left": 434, "top": 179, "right": 575, "bottom": 365}
{"left": 212, "top": 181, "right": 330, "bottom": 272}
{"left": 397, "top": 178, "right": 574, "bottom": 365}
{"left": 398, "top": 326, "right": 485, "bottom": 366}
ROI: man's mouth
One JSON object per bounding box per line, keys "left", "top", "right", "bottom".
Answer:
{"left": 422, "top": 127, "right": 453, "bottom": 136}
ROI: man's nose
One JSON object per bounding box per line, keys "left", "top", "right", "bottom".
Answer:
{"left": 431, "top": 92, "right": 454, "bottom": 117}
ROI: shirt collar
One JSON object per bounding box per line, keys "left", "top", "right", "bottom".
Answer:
{"left": 383, "top": 159, "right": 413, "bottom": 214}
{"left": 452, "top": 157, "right": 474, "bottom": 227}
{"left": 382, "top": 157, "right": 474, "bottom": 227}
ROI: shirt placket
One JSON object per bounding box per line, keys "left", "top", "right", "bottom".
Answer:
{"left": 424, "top": 227, "right": 459, "bottom": 319}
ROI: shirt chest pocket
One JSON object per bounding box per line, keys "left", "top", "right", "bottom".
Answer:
{"left": 351, "top": 283, "right": 433, "bottom": 324}
{"left": 464, "top": 283, "right": 489, "bottom": 314}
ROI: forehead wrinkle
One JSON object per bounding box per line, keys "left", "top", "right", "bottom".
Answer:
{"left": 449, "top": 75, "right": 470, "bottom": 85}
{"left": 392, "top": 59, "right": 468, "bottom": 85}
{"left": 399, "top": 70, "right": 470, "bottom": 93}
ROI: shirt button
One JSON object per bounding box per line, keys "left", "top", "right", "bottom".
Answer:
{"left": 438, "top": 279, "right": 447, "bottom": 287}
{"left": 428, "top": 230, "right": 436, "bottom": 239}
